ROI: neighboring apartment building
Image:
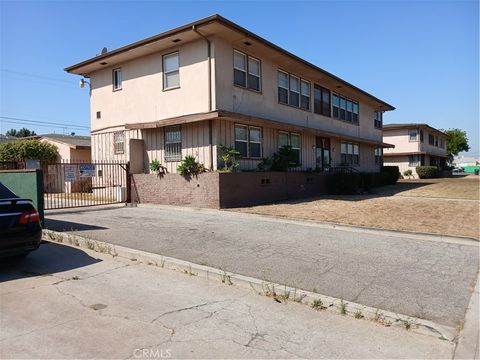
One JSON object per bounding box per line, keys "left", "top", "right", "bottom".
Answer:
{"left": 65, "top": 15, "right": 394, "bottom": 175}
{"left": 382, "top": 124, "right": 448, "bottom": 177}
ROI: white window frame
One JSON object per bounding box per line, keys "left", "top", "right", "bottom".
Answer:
{"left": 113, "top": 131, "right": 125, "bottom": 154}
{"left": 112, "top": 68, "right": 122, "bottom": 91}
{"left": 277, "top": 70, "right": 289, "bottom": 104}
{"left": 234, "top": 124, "right": 262, "bottom": 159}
{"left": 300, "top": 80, "right": 310, "bottom": 111}
{"left": 163, "top": 52, "right": 180, "bottom": 90}
{"left": 278, "top": 131, "right": 301, "bottom": 165}
{"left": 409, "top": 154, "right": 419, "bottom": 166}
{"left": 340, "top": 142, "right": 360, "bottom": 165}
{"left": 409, "top": 129, "right": 418, "bottom": 142}
{"left": 233, "top": 50, "right": 261, "bottom": 92}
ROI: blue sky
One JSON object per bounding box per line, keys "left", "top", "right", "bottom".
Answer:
{"left": 1, "top": 0, "right": 478, "bottom": 156}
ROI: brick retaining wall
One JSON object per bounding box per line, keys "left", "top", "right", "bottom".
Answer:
{"left": 131, "top": 172, "right": 328, "bottom": 209}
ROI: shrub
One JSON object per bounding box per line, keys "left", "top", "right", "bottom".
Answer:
{"left": 149, "top": 159, "right": 167, "bottom": 175}
{"left": 403, "top": 169, "right": 413, "bottom": 178}
{"left": 416, "top": 166, "right": 439, "bottom": 179}
{"left": 380, "top": 166, "right": 400, "bottom": 185}
{"left": 177, "top": 155, "right": 205, "bottom": 177}
{"left": 327, "top": 172, "right": 362, "bottom": 194}
{"left": 217, "top": 144, "right": 241, "bottom": 172}
{"left": 257, "top": 145, "right": 299, "bottom": 172}
{"left": 0, "top": 139, "right": 58, "bottom": 163}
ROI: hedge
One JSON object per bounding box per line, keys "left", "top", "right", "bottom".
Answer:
{"left": 327, "top": 166, "right": 399, "bottom": 194}
{"left": 416, "top": 166, "right": 439, "bottom": 179}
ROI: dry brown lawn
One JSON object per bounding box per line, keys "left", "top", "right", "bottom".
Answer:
{"left": 232, "top": 176, "right": 480, "bottom": 239}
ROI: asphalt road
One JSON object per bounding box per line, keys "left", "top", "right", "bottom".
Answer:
{"left": 0, "top": 243, "right": 454, "bottom": 359}
{"left": 45, "top": 205, "right": 479, "bottom": 328}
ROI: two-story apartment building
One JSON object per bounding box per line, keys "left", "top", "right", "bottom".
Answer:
{"left": 383, "top": 123, "right": 448, "bottom": 177}
{"left": 65, "top": 15, "right": 394, "bottom": 178}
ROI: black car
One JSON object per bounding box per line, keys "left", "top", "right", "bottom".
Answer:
{"left": 0, "top": 182, "right": 42, "bottom": 258}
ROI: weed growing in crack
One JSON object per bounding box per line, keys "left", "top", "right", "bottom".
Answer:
{"left": 340, "top": 299, "right": 347, "bottom": 315}
{"left": 71, "top": 276, "right": 80, "bottom": 280}
{"left": 398, "top": 318, "right": 415, "bottom": 330}
{"left": 354, "top": 310, "right": 364, "bottom": 319}
{"left": 311, "top": 299, "right": 327, "bottom": 310}
{"left": 220, "top": 269, "right": 233, "bottom": 285}
{"left": 183, "top": 265, "right": 197, "bottom": 277}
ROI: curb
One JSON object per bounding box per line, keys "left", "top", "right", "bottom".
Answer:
{"left": 42, "top": 229, "right": 457, "bottom": 342}
{"left": 137, "top": 203, "right": 479, "bottom": 245}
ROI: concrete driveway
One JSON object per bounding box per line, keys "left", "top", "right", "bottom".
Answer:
{"left": 0, "top": 242, "right": 454, "bottom": 359}
{"left": 45, "top": 205, "right": 479, "bottom": 329}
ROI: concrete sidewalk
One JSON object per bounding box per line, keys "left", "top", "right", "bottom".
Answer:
{"left": 45, "top": 205, "right": 479, "bottom": 329}
{"left": 0, "top": 242, "right": 454, "bottom": 359}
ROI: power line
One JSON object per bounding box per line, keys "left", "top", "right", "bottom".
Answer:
{"left": 0, "top": 116, "right": 89, "bottom": 130}
{"left": 0, "top": 69, "right": 74, "bottom": 84}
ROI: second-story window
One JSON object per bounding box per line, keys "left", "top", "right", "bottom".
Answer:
{"left": 374, "top": 111, "right": 383, "bottom": 129}
{"left": 435, "top": 136, "right": 439, "bottom": 147}
{"left": 428, "top": 133, "right": 435, "bottom": 145}
{"left": 439, "top": 138, "right": 445, "bottom": 149}
{"left": 409, "top": 129, "right": 418, "bottom": 141}
{"left": 300, "top": 80, "right": 310, "bottom": 110}
{"left": 333, "top": 94, "right": 359, "bottom": 124}
{"left": 163, "top": 52, "right": 180, "bottom": 90}
{"left": 113, "top": 68, "right": 122, "bottom": 91}
{"left": 233, "top": 50, "right": 261, "bottom": 91}
{"left": 289, "top": 75, "right": 300, "bottom": 107}
{"left": 314, "top": 85, "right": 331, "bottom": 117}
{"left": 420, "top": 130, "right": 424, "bottom": 142}
{"left": 278, "top": 71, "right": 289, "bottom": 104}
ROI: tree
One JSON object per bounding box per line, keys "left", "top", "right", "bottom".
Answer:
{"left": 442, "top": 128, "right": 470, "bottom": 164}
{"left": 0, "top": 139, "right": 58, "bottom": 163}
{"left": 6, "top": 128, "right": 37, "bottom": 137}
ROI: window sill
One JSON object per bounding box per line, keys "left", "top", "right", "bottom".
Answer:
{"left": 333, "top": 117, "right": 360, "bottom": 127}
{"left": 278, "top": 101, "right": 312, "bottom": 114}
{"left": 163, "top": 86, "right": 180, "bottom": 92}
{"left": 233, "top": 83, "right": 262, "bottom": 94}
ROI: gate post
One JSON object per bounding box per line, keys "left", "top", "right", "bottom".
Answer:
{"left": 126, "top": 162, "right": 132, "bottom": 203}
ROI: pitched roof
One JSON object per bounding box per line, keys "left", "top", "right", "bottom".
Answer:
{"left": 40, "top": 134, "right": 91, "bottom": 149}
{"left": 65, "top": 14, "right": 394, "bottom": 111}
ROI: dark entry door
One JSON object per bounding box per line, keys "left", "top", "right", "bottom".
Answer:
{"left": 316, "top": 137, "right": 331, "bottom": 170}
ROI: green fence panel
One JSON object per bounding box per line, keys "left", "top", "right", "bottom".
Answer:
{"left": 0, "top": 169, "right": 44, "bottom": 225}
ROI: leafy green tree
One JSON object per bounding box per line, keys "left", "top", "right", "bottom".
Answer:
{"left": 5, "top": 128, "right": 37, "bottom": 137}
{"left": 442, "top": 128, "right": 470, "bottom": 164}
{"left": 0, "top": 139, "right": 58, "bottom": 163}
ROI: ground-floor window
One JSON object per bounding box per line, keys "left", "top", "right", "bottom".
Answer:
{"left": 408, "top": 154, "right": 420, "bottom": 166}
{"left": 375, "top": 147, "right": 383, "bottom": 164}
{"left": 278, "top": 131, "right": 301, "bottom": 165}
{"left": 113, "top": 131, "right": 125, "bottom": 154}
{"left": 340, "top": 142, "right": 359, "bottom": 165}
{"left": 165, "top": 126, "right": 182, "bottom": 161}
{"left": 234, "top": 124, "right": 262, "bottom": 158}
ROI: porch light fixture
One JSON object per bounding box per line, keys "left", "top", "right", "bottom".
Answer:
{"left": 79, "top": 78, "right": 90, "bottom": 89}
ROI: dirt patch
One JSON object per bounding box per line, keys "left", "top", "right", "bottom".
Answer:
{"left": 232, "top": 176, "right": 480, "bottom": 239}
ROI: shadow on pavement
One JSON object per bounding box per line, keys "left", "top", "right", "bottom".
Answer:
{"left": 45, "top": 218, "right": 109, "bottom": 232}
{"left": 0, "top": 242, "right": 101, "bottom": 282}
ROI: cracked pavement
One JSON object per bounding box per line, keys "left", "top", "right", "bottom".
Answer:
{"left": 45, "top": 205, "right": 479, "bottom": 328}
{"left": 0, "top": 242, "right": 454, "bottom": 359}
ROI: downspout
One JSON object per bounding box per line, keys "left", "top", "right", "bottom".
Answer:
{"left": 192, "top": 25, "right": 214, "bottom": 171}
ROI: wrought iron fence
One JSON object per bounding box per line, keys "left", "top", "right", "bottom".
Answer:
{"left": 42, "top": 160, "right": 129, "bottom": 210}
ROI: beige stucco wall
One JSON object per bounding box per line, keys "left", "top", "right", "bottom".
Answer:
{"left": 383, "top": 127, "right": 447, "bottom": 157}
{"left": 212, "top": 37, "right": 383, "bottom": 144}
{"left": 89, "top": 39, "right": 210, "bottom": 132}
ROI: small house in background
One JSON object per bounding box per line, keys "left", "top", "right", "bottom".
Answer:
{"left": 0, "top": 134, "right": 16, "bottom": 144}
{"left": 34, "top": 134, "right": 92, "bottom": 193}
{"left": 382, "top": 123, "right": 448, "bottom": 178}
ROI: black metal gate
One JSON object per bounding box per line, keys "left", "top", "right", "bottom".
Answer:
{"left": 42, "top": 161, "right": 130, "bottom": 210}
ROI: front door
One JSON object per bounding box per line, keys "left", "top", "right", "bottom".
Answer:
{"left": 316, "top": 137, "right": 331, "bottom": 170}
